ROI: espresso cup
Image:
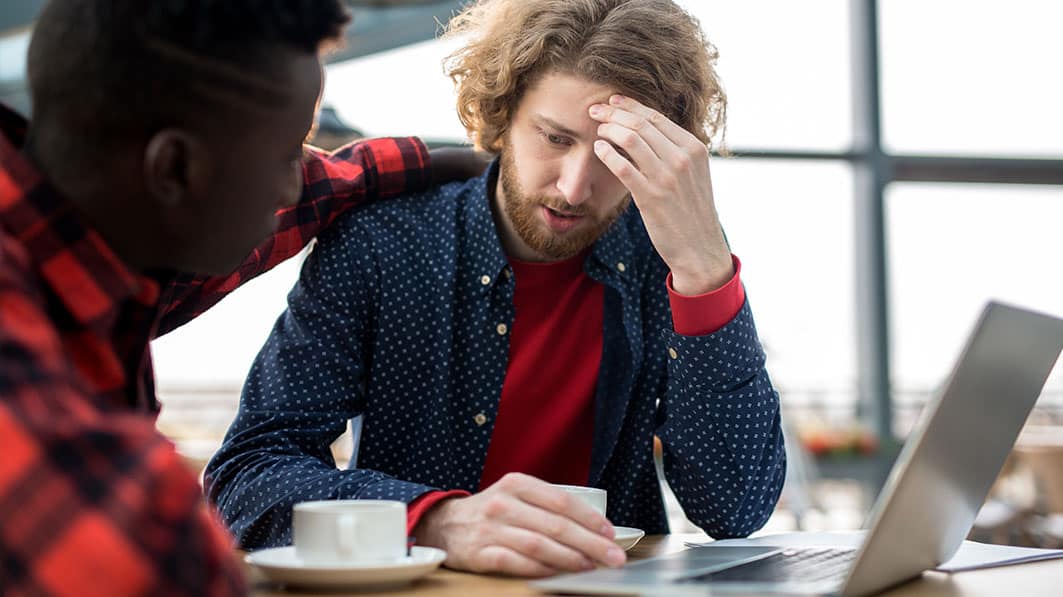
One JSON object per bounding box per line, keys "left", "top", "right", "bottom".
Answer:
{"left": 292, "top": 500, "right": 407, "bottom": 565}
{"left": 552, "top": 484, "right": 607, "bottom": 515}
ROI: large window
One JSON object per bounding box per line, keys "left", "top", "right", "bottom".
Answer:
{"left": 880, "top": 0, "right": 1063, "bottom": 157}
{"left": 879, "top": 0, "right": 1063, "bottom": 435}
{"left": 887, "top": 183, "right": 1063, "bottom": 434}
{"left": 683, "top": 0, "right": 852, "bottom": 152}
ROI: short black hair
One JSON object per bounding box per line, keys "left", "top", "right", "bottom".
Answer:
{"left": 26, "top": 0, "right": 350, "bottom": 157}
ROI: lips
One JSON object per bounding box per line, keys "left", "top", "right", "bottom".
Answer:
{"left": 540, "top": 205, "right": 586, "bottom": 232}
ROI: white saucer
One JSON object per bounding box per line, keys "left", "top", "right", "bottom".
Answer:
{"left": 245, "top": 545, "right": 447, "bottom": 591}
{"left": 613, "top": 526, "right": 645, "bottom": 550}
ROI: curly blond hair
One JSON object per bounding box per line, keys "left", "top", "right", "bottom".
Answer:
{"left": 443, "top": 0, "right": 726, "bottom": 153}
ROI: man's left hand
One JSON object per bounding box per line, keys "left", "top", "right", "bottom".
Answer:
{"left": 589, "top": 95, "right": 733, "bottom": 295}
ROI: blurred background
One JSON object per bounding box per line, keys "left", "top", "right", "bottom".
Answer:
{"left": 2, "top": 0, "right": 1060, "bottom": 547}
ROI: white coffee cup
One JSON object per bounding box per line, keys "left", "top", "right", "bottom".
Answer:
{"left": 552, "top": 484, "right": 607, "bottom": 515}
{"left": 292, "top": 500, "right": 407, "bottom": 565}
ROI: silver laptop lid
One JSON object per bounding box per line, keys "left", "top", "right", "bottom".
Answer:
{"left": 841, "top": 301, "right": 1063, "bottom": 597}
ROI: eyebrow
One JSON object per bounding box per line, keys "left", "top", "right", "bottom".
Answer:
{"left": 533, "top": 114, "right": 584, "bottom": 140}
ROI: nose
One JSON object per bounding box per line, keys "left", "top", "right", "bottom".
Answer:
{"left": 555, "top": 150, "right": 595, "bottom": 207}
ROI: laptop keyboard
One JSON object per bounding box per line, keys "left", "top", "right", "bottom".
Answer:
{"left": 684, "top": 547, "right": 857, "bottom": 585}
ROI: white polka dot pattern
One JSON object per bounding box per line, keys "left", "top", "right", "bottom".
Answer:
{"left": 205, "top": 164, "right": 786, "bottom": 549}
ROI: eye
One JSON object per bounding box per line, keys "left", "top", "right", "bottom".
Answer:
{"left": 538, "top": 128, "right": 572, "bottom": 147}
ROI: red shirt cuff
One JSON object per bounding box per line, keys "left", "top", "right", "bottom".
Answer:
{"left": 667, "top": 255, "right": 745, "bottom": 336}
{"left": 406, "top": 489, "right": 471, "bottom": 538}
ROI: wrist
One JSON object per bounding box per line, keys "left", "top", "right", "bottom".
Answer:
{"left": 412, "top": 496, "right": 459, "bottom": 549}
{"left": 671, "top": 259, "right": 735, "bottom": 296}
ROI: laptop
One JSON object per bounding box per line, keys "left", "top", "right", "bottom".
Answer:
{"left": 534, "top": 301, "right": 1063, "bottom": 596}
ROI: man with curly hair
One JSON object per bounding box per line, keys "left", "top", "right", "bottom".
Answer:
{"left": 0, "top": 0, "right": 482, "bottom": 594}
{"left": 209, "top": 0, "right": 786, "bottom": 577}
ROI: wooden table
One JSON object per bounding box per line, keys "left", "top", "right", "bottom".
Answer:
{"left": 247, "top": 533, "right": 1063, "bottom": 596}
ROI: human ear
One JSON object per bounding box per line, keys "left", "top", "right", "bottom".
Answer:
{"left": 143, "top": 129, "right": 205, "bottom": 208}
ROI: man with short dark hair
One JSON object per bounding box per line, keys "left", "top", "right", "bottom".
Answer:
{"left": 0, "top": 1, "right": 477, "bottom": 594}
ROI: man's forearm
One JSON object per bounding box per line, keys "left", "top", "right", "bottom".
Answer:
{"left": 655, "top": 302, "right": 787, "bottom": 537}
{"left": 205, "top": 436, "right": 439, "bottom": 548}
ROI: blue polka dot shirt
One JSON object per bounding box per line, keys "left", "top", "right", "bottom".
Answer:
{"left": 205, "top": 162, "right": 786, "bottom": 549}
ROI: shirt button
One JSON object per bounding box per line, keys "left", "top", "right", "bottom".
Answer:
{"left": 480, "top": 274, "right": 491, "bottom": 286}
{"left": 473, "top": 413, "right": 487, "bottom": 426}
{"left": 668, "top": 347, "right": 678, "bottom": 360}
{"left": 617, "top": 262, "right": 626, "bottom": 272}
{"left": 504, "top": 268, "right": 512, "bottom": 279}
{"left": 496, "top": 323, "right": 508, "bottom": 335}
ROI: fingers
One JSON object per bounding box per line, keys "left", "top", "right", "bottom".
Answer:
{"left": 436, "top": 474, "right": 627, "bottom": 576}
{"left": 596, "top": 94, "right": 697, "bottom": 149}
{"left": 593, "top": 138, "right": 652, "bottom": 200}
{"left": 486, "top": 525, "right": 597, "bottom": 574}
{"left": 496, "top": 494, "right": 625, "bottom": 569}
{"left": 502, "top": 474, "right": 611, "bottom": 535}
{"left": 590, "top": 103, "right": 684, "bottom": 171}
{"left": 471, "top": 545, "right": 558, "bottom": 578}
{"left": 589, "top": 95, "right": 709, "bottom": 205}
{"left": 491, "top": 474, "right": 626, "bottom": 569}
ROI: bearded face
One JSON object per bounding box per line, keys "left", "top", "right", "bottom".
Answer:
{"left": 497, "top": 138, "right": 631, "bottom": 261}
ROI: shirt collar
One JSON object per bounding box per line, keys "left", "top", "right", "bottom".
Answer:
{"left": 0, "top": 104, "right": 159, "bottom": 334}
{"left": 460, "top": 160, "right": 511, "bottom": 288}
{"left": 460, "top": 159, "right": 640, "bottom": 291}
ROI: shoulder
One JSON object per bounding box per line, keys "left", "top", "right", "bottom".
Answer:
{"left": 346, "top": 178, "right": 477, "bottom": 228}
{"left": 317, "top": 178, "right": 481, "bottom": 254}
{"left": 0, "top": 233, "right": 69, "bottom": 388}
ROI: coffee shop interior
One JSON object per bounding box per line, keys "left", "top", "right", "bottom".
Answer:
{"left": 2, "top": 0, "right": 1060, "bottom": 551}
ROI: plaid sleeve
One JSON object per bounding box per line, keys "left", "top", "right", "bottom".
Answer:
{"left": 0, "top": 287, "right": 245, "bottom": 595}
{"left": 156, "top": 136, "right": 430, "bottom": 335}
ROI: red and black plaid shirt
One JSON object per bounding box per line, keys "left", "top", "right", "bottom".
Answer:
{"left": 0, "top": 103, "right": 430, "bottom": 596}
